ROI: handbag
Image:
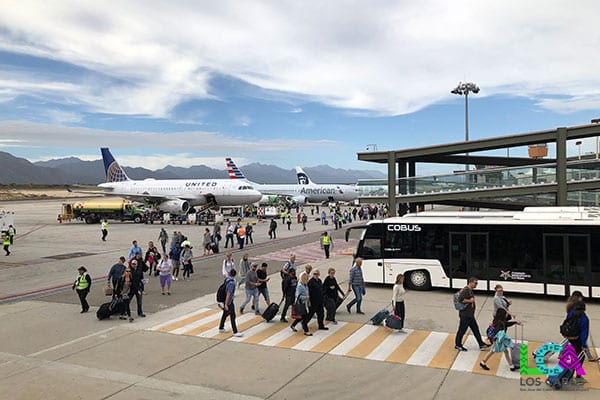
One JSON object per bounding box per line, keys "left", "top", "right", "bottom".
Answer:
{"left": 103, "top": 281, "right": 113, "bottom": 296}
{"left": 293, "top": 301, "right": 307, "bottom": 317}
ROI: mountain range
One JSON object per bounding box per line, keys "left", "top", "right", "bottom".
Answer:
{"left": 0, "top": 151, "right": 385, "bottom": 185}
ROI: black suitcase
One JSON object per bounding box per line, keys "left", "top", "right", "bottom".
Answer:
{"left": 324, "top": 220, "right": 328, "bottom": 225}
{"left": 97, "top": 302, "right": 112, "bottom": 320}
{"left": 385, "top": 314, "right": 403, "bottom": 330}
{"left": 211, "top": 243, "right": 219, "bottom": 253}
{"left": 262, "top": 298, "right": 283, "bottom": 322}
{"left": 335, "top": 294, "right": 348, "bottom": 310}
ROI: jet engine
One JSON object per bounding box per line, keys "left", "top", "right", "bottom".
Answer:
{"left": 288, "top": 195, "right": 307, "bottom": 204}
{"left": 157, "top": 199, "right": 190, "bottom": 214}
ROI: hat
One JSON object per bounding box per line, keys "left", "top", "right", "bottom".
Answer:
{"left": 77, "top": 266, "right": 87, "bottom": 272}
{"left": 131, "top": 260, "right": 138, "bottom": 265}
{"left": 572, "top": 290, "right": 584, "bottom": 298}
{"left": 574, "top": 301, "right": 586, "bottom": 311}
{"left": 250, "top": 262, "right": 258, "bottom": 268}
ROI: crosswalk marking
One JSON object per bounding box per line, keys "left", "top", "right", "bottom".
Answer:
{"left": 149, "top": 309, "right": 600, "bottom": 388}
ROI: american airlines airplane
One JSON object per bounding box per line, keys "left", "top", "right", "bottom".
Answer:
{"left": 225, "top": 158, "right": 359, "bottom": 204}
{"left": 97, "top": 148, "right": 262, "bottom": 214}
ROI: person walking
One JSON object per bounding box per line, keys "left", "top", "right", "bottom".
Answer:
{"left": 170, "top": 241, "right": 181, "bottom": 281}
{"left": 392, "top": 273, "right": 406, "bottom": 332}
{"left": 493, "top": 284, "right": 515, "bottom": 321}
{"left": 222, "top": 252, "right": 236, "bottom": 278}
{"left": 101, "top": 219, "right": 108, "bottom": 241}
{"left": 280, "top": 253, "right": 297, "bottom": 301}
{"left": 181, "top": 243, "right": 193, "bottom": 281}
{"left": 218, "top": 268, "right": 244, "bottom": 337}
{"left": 212, "top": 223, "right": 222, "bottom": 253}
{"left": 128, "top": 240, "right": 143, "bottom": 261}
{"left": 256, "top": 262, "right": 271, "bottom": 307}
{"left": 129, "top": 259, "right": 145, "bottom": 318}
{"left": 245, "top": 223, "right": 253, "bottom": 245}
{"left": 108, "top": 256, "right": 127, "bottom": 290}
{"left": 7, "top": 224, "right": 16, "bottom": 244}
{"left": 158, "top": 228, "right": 169, "bottom": 254}
{"left": 454, "top": 277, "right": 491, "bottom": 351}
{"left": 346, "top": 258, "right": 365, "bottom": 314}
{"left": 224, "top": 221, "right": 235, "bottom": 248}
{"left": 301, "top": 213, "right": 308, "bottom": 231}
{"left": 280, "top": 269, "right": 298, "bottom": 323}
{"left": 320, "top": 231, "right": 333, "bottom": 259}
{"left": 236, "top": 224, "right": 246, "bottom": 250}
{"left": 238, "top": 253, "right": 251, "bottom": 288}
{"left": 307, "top": 269, "right": 328, "bottom": 331}
{"left": 203, "top": 228, "right": 212, "bottom": 256}
{"left": 157, "top": 253, "right": 173, "bottom": 295}
{"left": 323, "top": 268, "right": 344, "bottom": 324}
{"left": 286, "top": 214, "right": 292, "bottom": 230}
{"left": 72, "top": 266, "right": 91, "bottom": 313}
{"left": 115, "top": 267, "right": 135, "bottom": 322}
{"left": 269, "top": 218, "right": 277, "bottom": 239}
{"left": 290, "top": 272, "right": 312, "bottom": 336}
{"left": 479, "top": 308, "right": 521, "bottom": 371}
{"left": 240, "top": 262, "right": 260, "bottom": 315}
{"left": 2, "top": 231, "right": 10, "bottom": 256}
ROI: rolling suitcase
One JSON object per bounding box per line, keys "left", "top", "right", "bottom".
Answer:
{"left": 385, "top": 314, "right": 403, "bottom": 330}
{"left": 335, "top": 293, "right": 348, "bottom": 309}
{"left": 546, "top": 368, "right": 574, "bottom": 390}
{"left": 370, "top": 309, "right": 390, "bottom": 326}
{"left": 211, "top": 243, "right": 219, "bottom": 254}
{"left": 97, "top": 302, "right": 112, "bottom": 320}
{"left": 262, "top": 298, "right": 284, "bottom": 322}
{"left": 510, "top": 324, "right": 523, "bottom": 370}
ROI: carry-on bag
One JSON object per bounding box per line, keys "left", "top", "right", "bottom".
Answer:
{"left": 97, "top": 302, "right": 112, "bottom": 320}
{"left": 370, "top": 309, "right": 390, "bottom": 326}
{"left": 510, "top": 324, "right": 523, "bottom": 370}
{"left": 262, "top": 298, "right": 284, "bottom": 322}
{"left": 385, "top": 314, "right": 403, "bottom": 330}
{"left": 103, "top": 281, "right": 113, "bottom": 296}
{"left": 335, "top": 293, "right": 349, "bottom": 309}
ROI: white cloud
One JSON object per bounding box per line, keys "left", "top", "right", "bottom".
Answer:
{"left": 0, "top": 0, "right": 598, "bottom": 120}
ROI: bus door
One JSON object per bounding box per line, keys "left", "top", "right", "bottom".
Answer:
{"left": 347, "top": 224, "right": 385, "bottom": 283}
{"left": 449, "top": 232, "right": 489, "bottom": 290}
{"left": 543, "top": 234, "right": 590, "bottom": 296}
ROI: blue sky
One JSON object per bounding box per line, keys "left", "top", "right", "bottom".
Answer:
{"left": 1, "top": 1, "right": 600, "bottom": 175}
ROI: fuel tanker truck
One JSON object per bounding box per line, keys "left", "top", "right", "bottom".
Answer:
{"left": 60, "top": 200, "right": 145, "bottom": 224}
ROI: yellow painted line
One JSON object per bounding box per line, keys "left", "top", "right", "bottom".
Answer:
{"left": 346, "top": 326, "right": 393, "bottom": 359}
{"left": 585, "top": 361, "right": 600, "bottom": 389}
{"left": 156, "top": 309, "right": 221, "bottom": 333}
{"left": 473, "top": 347, "right": 502, "bottom": 376}
{"left": 310, "top": 323, "right": 363, "bottom": 353}
{"left": 213, "top": 316, "right": 264, "bottom": 340}
{"left": 428, "top": 333, "right": 458, "bottom": 369}
{"left": 385, "top": 330, "right": 430, "bottom": 364}
{"left": 274, "top": 322, "right": 318, "bottom": 348}
{"left": 242, "top": 321, "right": 291, "bottom": 345}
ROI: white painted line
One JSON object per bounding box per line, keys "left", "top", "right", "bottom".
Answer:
{"left": 148, "top": 308, "right": 212, "bottom": 331}
{"left": 196, "top": 313, "right": 257, "bottom": 338}
{"left": 171, "top": 312, "right": 222, "bottom": 335}
{"left": 329, "top": 324, "right": 379, "bottom": 356}
{"left": 292, "top": 322, "right": 347, "bottom": 351}
{"left": 259, "top": 325, "right": 297, "bottom": 346}
{"left": 495, "top": 341, "right": 528, "bottom": 381}
{"left": 228, "top": 320, "right": 275, "bottom": 343}
{"left": 450, "top": 335, "right": 482, "bottom": 372}
{"left": 366, "top": 328, "right": 414, "bottom": 361}
{"left": 28, "top": 327, "right": 117, "bottom": 357}
{"left": 406, "top": 331, "right": 449, "bottom": 366}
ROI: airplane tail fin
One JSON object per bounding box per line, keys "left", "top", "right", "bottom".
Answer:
{"left": 295, "top": 167, "right": 313, "bottom": 185}
{"left": 101, "top": 148, "right": 130, "bottom": 182}
{"left": 225, "top": 157, "right": 246, "bottom": 179}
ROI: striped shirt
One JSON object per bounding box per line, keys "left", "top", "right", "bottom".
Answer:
{"left": 349, "top": 265, "right": 364, "bottom": 287}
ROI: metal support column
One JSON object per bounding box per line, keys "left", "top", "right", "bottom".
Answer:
{"left": 387, "top": 151, "right": 397, "bottom": 216}
{"left": 408, "top": 161, "right": 417, "bottom": 213}
{"left": 398, "top": 160, "right": 408, "bottom": 216}
{"left": 556, "top": 127, "right": 568, "bottom": 206}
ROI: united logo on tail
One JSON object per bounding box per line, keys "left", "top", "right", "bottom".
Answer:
{"left": 101, "top": 148, "right": 130, "bottom": 182}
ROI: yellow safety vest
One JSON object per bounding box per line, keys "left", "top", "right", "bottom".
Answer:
{"left": 2, "top": 236, "right": 9, "bottom": 245}
{"left": 322, "top": 235, "right": 331, "bottom": 245}
{"left": 76, "top": 274, "right": 90, "bottom": 290}
{"left": 101, "top": 221, "right": 108, "bottom": 230}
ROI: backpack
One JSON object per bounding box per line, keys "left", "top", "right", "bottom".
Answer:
{"left": 559, "top": 314, "right": 580, "bottom": 339}
{"left": 453, "top": 290, "right": 467, "bottom": 311}
{"left": 486, "top": 323, "right": 496, "bottom": 342}
{"left": 216, "top": 280, "right": 227, "bottom": 303}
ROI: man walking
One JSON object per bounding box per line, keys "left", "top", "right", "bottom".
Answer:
{"left": 101, "top": 219, "right": 108, "bottom": 241}
{"left": 8, "top": 224, "right": 16, "bottom": 244}
{"left": 307, "top": 269, "right": 328, "bottom": 330}
{"left": 320, "top": 231, "right": 333, "bottom": 259}
{"left": 108, "top": 256, "right": 127, "bottom": 289}
{"left": 454, "top": 277, "right": 490, "bottom": 351}
{"left": 219, "top": 268, "right": 243, "bottom": 337}
{"left": 240, "top": 262, "right": 260, "bottom": 315}
{"left": 129, "top": 259, "right": 146, "bottom": 318}
{"left": 158, "top": 228, "right": 168, "bottom": 254}
{"left": 346, "top": 258, "right": 365, "bottom": 314}
{"left": 128, "top": 240, "right": 143, "bottom": 261}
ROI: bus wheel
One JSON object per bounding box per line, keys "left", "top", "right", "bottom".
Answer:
{"left": 407, "top": 270, "right": 431, "bottom": 290}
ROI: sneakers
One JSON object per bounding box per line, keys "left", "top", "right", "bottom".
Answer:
{"left": 480, "top": 344, "right": 491, "bottom": 350}
{"left": 218, "top": 328, "right": 228, "bottom": 333}
{"left": 356, "top": 311, "right": 365, "bottom": 315}
{"left": 332, "top": 320, "right": 338, "bottom": 325}
{"left": 318, "top": 326, "right": 329, "bottom": 330}
{"left": 479, "top": 361, "right": 490, "bottom": 370}
{"left": 233, "top": 332, "right": 243, "bottom": 338}
{"left": 510, "top": 365, "right": 518, "bottom": 372}
{"left": 455, "top": 345, "right": 468, "bottom": 351}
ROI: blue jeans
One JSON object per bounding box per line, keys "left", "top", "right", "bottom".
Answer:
{"left": 346, "top": 285, "right": 363, "bottom": 312}
{"left": 240, "top": 288, "right": 259, "bottom": 313}
{"left": 219, "top": 302, "right": 238, "bottom": 333}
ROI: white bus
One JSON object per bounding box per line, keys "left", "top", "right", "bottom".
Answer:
{"left": 345, "top": 207, "right": 600, "bottom": 298}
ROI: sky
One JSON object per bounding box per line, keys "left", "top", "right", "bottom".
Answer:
{"left": 1, "top": 1, "right": 600, "bottom": 176}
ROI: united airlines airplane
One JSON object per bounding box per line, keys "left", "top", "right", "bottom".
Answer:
{"left": 97, "top": 148, "right": 262, "bottom": 213}
{"left": 225, "top": 158, "right": 358, "bottom": 204}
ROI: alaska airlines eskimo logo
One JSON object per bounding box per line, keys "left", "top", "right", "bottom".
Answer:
{"left": 297, "top": 172, "right": 309, "bottom": 185}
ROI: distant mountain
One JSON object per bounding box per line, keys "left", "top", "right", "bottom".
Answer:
{"left": 0, "top": 152, "right": 385, "bottom": 185}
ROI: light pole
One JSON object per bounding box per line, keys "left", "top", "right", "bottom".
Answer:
{"left": 451, "top": 82, "right": 480, "bottom": 172}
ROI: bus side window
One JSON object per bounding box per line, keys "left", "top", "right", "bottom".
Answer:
{"left": 358, "top": 238, "right": 381, "bottom": 259}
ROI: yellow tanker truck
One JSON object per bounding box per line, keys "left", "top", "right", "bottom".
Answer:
{"left": 60, "top": 200, "right": 145, "bottom": 224}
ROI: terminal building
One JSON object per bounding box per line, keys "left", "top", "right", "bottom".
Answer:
{"left": 357, "top": 122, "right": 600, "bottom": 216}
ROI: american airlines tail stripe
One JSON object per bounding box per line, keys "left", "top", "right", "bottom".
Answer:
{"left": 149, "top": 310, "right": 600, "bottom": 387}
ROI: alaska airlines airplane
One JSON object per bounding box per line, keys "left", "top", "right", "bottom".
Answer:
{"left": 225, "top": 158, "right": 358, "bottom": 204}
{"left": 98, "top": 148, "right": 262, "bottom": 213}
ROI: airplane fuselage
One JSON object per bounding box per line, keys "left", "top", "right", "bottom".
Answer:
{"left": 256, "top": 183, "right": 358, "bottom": 203}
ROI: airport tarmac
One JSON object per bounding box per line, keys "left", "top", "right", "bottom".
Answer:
{"left": 1, "top": 198, "right": 599, "bottom": 399}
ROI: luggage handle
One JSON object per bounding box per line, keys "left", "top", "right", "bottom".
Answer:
{"left": 515, "top": 322, "right": 524, "bottom": 342}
